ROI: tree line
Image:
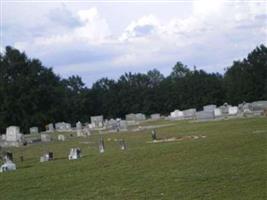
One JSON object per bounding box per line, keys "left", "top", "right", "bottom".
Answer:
{"left": 0, "top": 45, "right": 266, "bottom": 132}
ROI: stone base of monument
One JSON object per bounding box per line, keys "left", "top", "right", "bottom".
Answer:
{"left": 147, "top": 135, "right": 206, "bottom": 143}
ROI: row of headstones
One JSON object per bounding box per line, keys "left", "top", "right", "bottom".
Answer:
{"left": 0, "top": 137, "right": 128, "bottom": 173}
{"left": 169, "top": 105, "right": 237, "bottom": 121}
{"left": 169, "top": 100, "right": 267, "bottom": 121}
{"left": 28, "top": 113, "right": 161, "bottom": 136}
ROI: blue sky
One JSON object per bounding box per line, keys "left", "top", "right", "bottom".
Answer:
{"left": 1, "top": 0, "right": 267, "bottom": 86}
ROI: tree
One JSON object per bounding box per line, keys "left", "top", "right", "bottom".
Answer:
{"left": 224, "top": 44, "right": 267, "bottom": 104}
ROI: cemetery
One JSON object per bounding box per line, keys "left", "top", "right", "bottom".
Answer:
{"left": 1, "top": 2, "right": 266, "bottom": 197}
{"left": 0, "top": 101, "right": 266, "bottom": 199}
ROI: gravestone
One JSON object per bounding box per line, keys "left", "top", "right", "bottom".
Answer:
{"left": 68, "top": 148, "right": 81, "bottom": 160}
{"left": 196, "top": 111, "right": 215, "bottom": 121}
{"left": 0, "top": 160, "right": 16, "bottom": 173}
{"left": 41, "top": 134, "right": 51, "bottom": 142}
{"left": 99, "top": 137, "right": 105, "bottom": 153}
{"left": 76, "top": 121, "right": 83, "bottom": 137}
{"left": 126, "top": 113, "right": 136, "bottom": 121}
{"left": 119, "top": 139, "right": 127, "bottom": 150}
{"left": 214, "top": 108, "right": 222, "bottom": 117}
{"left": 170, "top": 110, "right": 184, "bottom": 120}
{"left": 119, "top": 120, "right": 128, "bottom": 131}
{"left": 126, "top": 120, "right": 137, "bottom": 126}
{"left": 1, "top": 134, "right": 6, "bottom": 140}
{"left": 46, "top": 123, "right": 54, "bottom": 132}
{"left": 183, "top": 109, "right": 196, "bottom": 119}
{"left": 150, "top": 114, "right": 161, "bottom": 120}
{"left": 58, "top": 134, "right": 65, "bottom": 141}
{"left": 136, "top": 113, "right": 146, "bottom": 121}
{"left": 251, "top": 101, "right": 267, "bottom": 111}
{"left": 203, "top": 105, "right": 216, "bottom": 112}
{"left": 40, "top": 152, "right": 53, "bottom": 162}
{"left": 228, "top": 106, "right": 238, "bottom": 115}
{"left": 151, "top": 129, "right": 157, "bottom": 141}
{"left": 29, "top": 127, "right": 38, "bottom": 134}
{"left": 55, "top": 122, "right": 72, "bottom": 132}
{"left": 1, "top": 126, "right": 24, "bottom": 147}
{"left": 6, "top": 126, "right": 23, "bottom": 142}
{"left": 238, "top": 102, "right": 251, "bottom": 114}
{"left": 85, "top": 127, "right": 91, "bottom": 136}
{"left": 220, "top": 103, "right": 230, "bottom": 114}
{"left": 90, "top": 116, "right": 104, "bottom": 128}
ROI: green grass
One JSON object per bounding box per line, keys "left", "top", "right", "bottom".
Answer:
{"left": 0, "top": 117, "right": 266, "bottom": 200}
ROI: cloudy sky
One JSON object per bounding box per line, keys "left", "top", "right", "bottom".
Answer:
{"left": 1, "top": 0, "right": 267, "bottom": 86}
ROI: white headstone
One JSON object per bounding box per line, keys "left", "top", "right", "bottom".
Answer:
{"left": 228, "top": 106, "right": 238, "bottom": 115}
{"left": 203, "top": 105, "right": 216, "bottom": 112}
{"left": 0, "top": 160, "right": 16, "bottom": 173}
{"left": 30, "top": 127, "right": 39, "bottom": 134}
{"left": 214, "top": 108, "right": 222, "bottom": 117}
{"left": 41, "top": 134, "right": 51, "bottom": 142}
{"left": 150, "top": 114, "right": 161, "bottom": 120}
{"left": 68, "top": 148, "right": 81, "bottom": 160}
{"left": 6, "top": 126, "right": 22, "bottom": 142}
{"left": 170, "top": 110, "right": 184, "bottom": 119}
{"left": 58, "top": 134, "right": 65, "bottom": 141}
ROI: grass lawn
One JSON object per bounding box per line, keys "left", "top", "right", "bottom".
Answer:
{"left": 0, "top": 117, "right": 266, "bottom": 200}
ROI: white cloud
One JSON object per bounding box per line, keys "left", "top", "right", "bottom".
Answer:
{"left": 3, "top": 1, "right": 266, "bottom": 86}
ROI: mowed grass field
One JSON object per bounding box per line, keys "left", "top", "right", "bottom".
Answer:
{"left": 0, "top": 117, "right": 266, "bottom": 200}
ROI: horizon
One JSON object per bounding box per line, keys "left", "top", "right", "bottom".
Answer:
{"left": 1, "top": 0, "right": 267, "bottom": 86}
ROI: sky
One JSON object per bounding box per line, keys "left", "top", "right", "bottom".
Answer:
{"left": 1, "top": 0, "right": 267, "bottom": 86}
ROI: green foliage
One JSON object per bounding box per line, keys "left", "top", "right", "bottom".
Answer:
{"left": 0, "top": 45, "right": 266, "bottom": 132}
{"left": 224, "top": 44, "right": 267, "bottom": 104}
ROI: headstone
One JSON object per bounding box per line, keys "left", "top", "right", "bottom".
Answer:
{"left": 68, "top": 148, "right": 81, "bottom": 160}
{"left": 40, "top": 152, "right": 53, "bottom": 162}
{"left": 238, "top": 102, "right": 252, "bottom": 114}
{"left": 251, "top": 101, "right": 267, "bottom": 111}
{"left": 0, "top": 160, "right": 16, "bottom": 172}
{"left": 214, "top": 108, "right": 222, "bottom": 117}
{"left": 126, "top": 120, "right": 137, "bottom": 126}
{"left": 46, "top": 123, "right": 54, "bottom": 132}
{"left": 136, "top": 113, "right": 146, "bottom": 121}
{"left": 1, "top": 126, "right": 24, "bottom": 147}
{"left": 220, "top": 103, "right": 229, "bottom": 114}
{"left": 41, "top": 133, "right": 51, "bottom": 142}
{"left": 183, "top": 109, "right": 196, "bottom": 119}
{"left": 1, "top": 134, "right": 6, "bottom": 140}
{"left": 151, "top": 129, "right": 157, "bottom": 141}
{"left": 84, "top": 128, "right": 91, "bottom": 136}
{"left": 76, "top": 121, "right": 84, "bottom": 137}
{"left": 58, "top": 134, "right": 65, "bottom": 141}
{"left": 6, "top": 126, "right": 23, "bottom": 142}
{"left": 119, "top": 139, "right": 127, "bottom": 150}
{"left": 228, "top": 106, "right": 238, "bottom": 115}
{"left": 29, "top": 127, "right": 39, "bottom": 134}
{"left": 55, "top": 122, "right": 72, "bottom": 132}
{"left": 125, "top": 113, "right": 136, "bottom": 121}
{"left": 170, "top": 110, "right": 184, "bottom": 120}
{"left": 99, "top": 137, "right": 105, "bottom": 153}
{"left": 203, "top": 105, "right": 216, "bottom": 112}
{"left": 119, "top": 120, "right": 128, "bottom": 131}
{"left": 150, "top": 114, "right": 161, "bottom": 120}
{"left": 196, "top": 111, "right": 215, "bottom": 121}
{"left": 90, "top": 116, "right": 104, "bottom": 128}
